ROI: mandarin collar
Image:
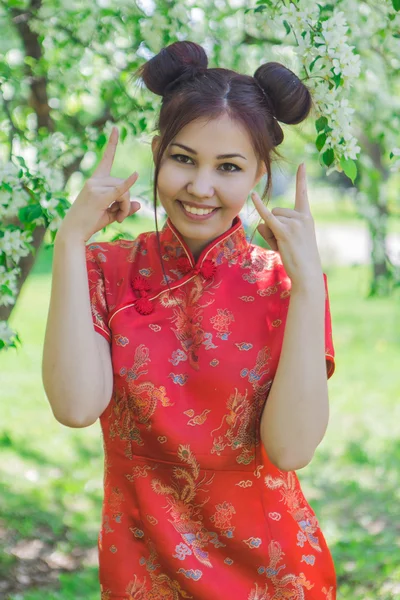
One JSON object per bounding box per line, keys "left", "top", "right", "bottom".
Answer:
{"left": 159, "top": 215, "right": 249, "bottom": 268}
{"left": 131, "top": 216, "right": 250, "bottom": 316}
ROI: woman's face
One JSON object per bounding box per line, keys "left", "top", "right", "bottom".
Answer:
{"left": 152, "top": 113, "right": 266, "bottom": 258}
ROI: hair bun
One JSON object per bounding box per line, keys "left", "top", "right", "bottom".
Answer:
{"left": 253, "top": 62, "right": 312, "bottom": 125}
{"left": 136, "top": 41, "right": 208, "bottom": 97}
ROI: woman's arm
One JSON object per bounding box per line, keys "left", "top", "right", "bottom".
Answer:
{"left": 260, "top": 279, "right": 329, "bottom": 471}
{"left": 42, "top": 231, "right": 111, "bottom": 427}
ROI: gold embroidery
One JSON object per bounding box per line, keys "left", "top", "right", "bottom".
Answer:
{"left": 210, "top": 388, "right": 257, "bottom": 465}
{"left": 151, "top": 444, "right": 223, "bottom": 567}
{"left": 264, "top": 471, "right": 322, "bottom": 553}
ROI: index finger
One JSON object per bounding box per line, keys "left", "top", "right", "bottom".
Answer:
{"left": 92, "top": 127, "right": 119, "bottom": 178}
{"left": 295, "top": 163, "right": 312, "bottom": 215}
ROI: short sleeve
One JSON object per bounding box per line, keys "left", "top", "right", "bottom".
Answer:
{"left": 85, "top": 244, "right": 112, "bottom": 344}
{"left": 323, "top": 273, "right": 335, "bottom": 379}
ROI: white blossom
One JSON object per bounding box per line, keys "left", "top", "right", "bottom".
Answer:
{"left": 0, "top": 320, "right": 17, "bottom": 346}
{"left": 0, "top": 266, "right": 21, "bottom": 307}
{"left": 0, "top": 229, "right": 33, "bottom": 263}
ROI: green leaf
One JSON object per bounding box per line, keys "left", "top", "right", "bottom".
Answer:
{"left": 317, "top": 3, "right": 335, "bottom": 13}
{"left": 120, "top": 125, "right": 128, "bottom": 143}
{"left": 96, "top": 132, "right": 107, "bottom": 149}
{"left": 316, "top": 133, "right": 327, "bottom": 152}
{"left": 283, "top": 20, "right": 291, "bottom": 35}
{"left": 254, "top": 5, "right": 267, "bottom": 13}
{"left": 138, "top": 117, "right": 147, "bottom": 132}
{"left": 392, "top": 0, "right": 400, "bottom": 11}
{"left": 315, "top": 116, "right": 328, "bottom": 132}
{"left": 309, "top": 55, "right": 322, "bottom": 72}
{"left": 340, "top": 156, "right": 357, "bottom": 183}
{"left": 389, "top": 152, "right": 394, "bottom": 159}
{"left": 0, "top": 284, "right": 12, "bottom": 298}
{"left": 331, "top": 72, "right": 342, "bottom": 88}
{"left": 322, "top": 148, "right": 334, "bottom": 166}
{"left": 2, "top": 182, "right": 13, "bottom": 193}
{"left": 18, "top": 204, "right": 44, "bottom": 224}
{"left": 16, "top": 156, "right": 27, "bottom": 168}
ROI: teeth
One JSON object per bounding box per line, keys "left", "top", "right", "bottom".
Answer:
{"left": 182, "top": 202, "right": 214, "bottom": 216}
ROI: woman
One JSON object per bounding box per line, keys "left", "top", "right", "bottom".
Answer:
{"left": 42, "top": 41, "right": 336, "bottom": 599}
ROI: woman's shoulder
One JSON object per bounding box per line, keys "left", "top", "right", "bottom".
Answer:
{"left": 246, "top": 241, "right": 287, "bottom": 272}
{"left": 85, "top": 229, "right": 157, "bottom": 261}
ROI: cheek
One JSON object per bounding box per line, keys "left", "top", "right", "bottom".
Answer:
{"left": 222, "top": 178, "right": 252, "bottom": 211}
{"left": 157, "top": 163, "right": 186, "bottom": 198}
{"left": 225, "top": 196, "right": 246, "bottom": 215}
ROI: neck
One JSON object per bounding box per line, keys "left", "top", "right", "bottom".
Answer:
{"left": 182, "top": 238, "right": 209, "bottom": 262}
{"left": 182, "top": 219, "right": 237, "bottom": 262}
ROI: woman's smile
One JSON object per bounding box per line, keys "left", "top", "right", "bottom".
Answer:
{"left": 177, "top": 199, "right": 220, "bottom": 220}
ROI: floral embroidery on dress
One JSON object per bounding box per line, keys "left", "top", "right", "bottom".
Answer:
{"left": 210, "top": 308, "right": 235, "bottom": 340}
{"left": 210, "top": 501, "right": 236, "bottom": 537}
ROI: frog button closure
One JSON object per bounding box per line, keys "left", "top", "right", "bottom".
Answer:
{"left": 132, "top": 275, "right": 154, "bottom": 315}
{"left": 176, "top": 256, "right": 216, "bottom": 280}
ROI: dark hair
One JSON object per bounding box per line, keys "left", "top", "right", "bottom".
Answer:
{"left": 134, "top": 40, "right": 313, "bottom": 214}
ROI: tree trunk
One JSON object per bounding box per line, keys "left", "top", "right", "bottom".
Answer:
{"left": 367, "top": 202, "right": 393, "bottom": 297}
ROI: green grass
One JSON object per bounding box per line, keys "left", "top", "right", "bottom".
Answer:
{"left": 1, "top": 214, "right": 400, "bottom": 599}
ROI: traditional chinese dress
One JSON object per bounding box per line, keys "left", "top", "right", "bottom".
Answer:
{"left": 85, "top": 215, "right": 336, "bottom": 600}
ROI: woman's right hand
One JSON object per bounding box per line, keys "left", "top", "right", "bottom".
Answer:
{"left": 57, "top": 126, "right": 141, "bottom": 243}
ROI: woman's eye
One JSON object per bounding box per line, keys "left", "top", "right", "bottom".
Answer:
{"left": 171, "top": 154, "right": 192, "bottom": 164}
{"left": 171, "top": 154, "right": 241, "bottom": 173}
{"left": 220, "top": 163, "right": 241, "bottom": 173}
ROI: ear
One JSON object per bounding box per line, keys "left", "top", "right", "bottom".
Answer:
{"left": 151, "top": 135, "right": 161, "bottom": 161}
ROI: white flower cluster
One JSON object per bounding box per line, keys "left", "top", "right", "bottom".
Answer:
{"left": 274, "top": 5, "right": 361, "bottom": 170}
{"left": 0, "top": 320, "right": 17, "bottom": 348}
{"left": 0, "top": 187, "right": 30, "bottom": 221}
{"left": 139, "top": 10, "right": 194, "bottom": 53}
{"left": 0, "top": 161, "right": 20, "bottom": 187}
{"left": 0, "top": 265, "right": 21, "bottom": 307}
{"left": 0, "top": 161, "right": 30, "bottom": 220}
{"left": 0, "top": 228, "right": 33, "bottom": 263}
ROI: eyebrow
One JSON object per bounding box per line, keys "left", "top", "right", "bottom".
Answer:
{"left": 170, "top": 142, "right": 248, "bottom": 161}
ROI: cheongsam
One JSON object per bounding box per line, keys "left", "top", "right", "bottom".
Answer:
{"left": 85, "top": 215, "right": 336, "bottom": 600}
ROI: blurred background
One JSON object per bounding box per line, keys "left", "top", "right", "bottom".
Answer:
{"left": 1, "top": 1, "right": 400, "bottom": 599}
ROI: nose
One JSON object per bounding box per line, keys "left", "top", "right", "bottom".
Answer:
{"left": 186, "top": 169, "right": 215, "bottom": 199}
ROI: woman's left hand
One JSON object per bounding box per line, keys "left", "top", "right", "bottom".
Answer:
{"left": 251, "top": 163, "right": 323, "bottom": 292}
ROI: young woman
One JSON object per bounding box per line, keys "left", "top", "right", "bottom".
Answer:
{"left": 42, "top": 41, "right": 336, "bottom": 600}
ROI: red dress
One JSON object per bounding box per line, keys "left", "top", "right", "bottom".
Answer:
{"left": 85, "top": 216, "right": 336, "bottom": 600}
